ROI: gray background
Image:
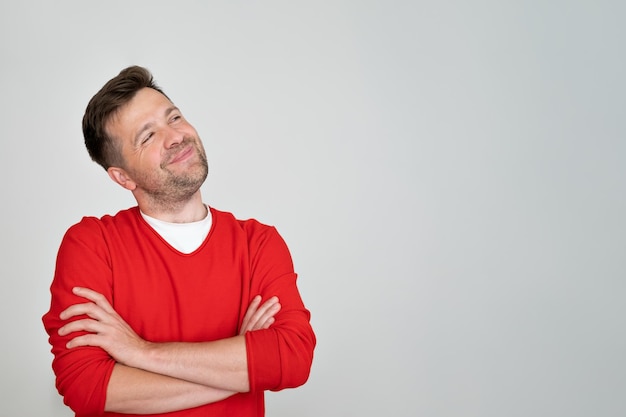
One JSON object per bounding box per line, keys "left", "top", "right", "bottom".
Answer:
{"left": 1, "top": 1, "right": 624, "bottom": 416}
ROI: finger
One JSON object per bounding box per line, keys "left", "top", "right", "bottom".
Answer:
{"left": 66, "top": 333, "right": 103, "bottom": 349}
{"left": 247, "top": 301, "right": 280, "bottom": 331}
{"left": 59, "top": 302, "right": 107, "bottom": 321}
{"left": 260, "top": 316, "right": 275, "bottom": 330}
{"left": 255, "top": 296, "right": 279, "bottom": 316}
{"left": 72, "top": 287, "right": 116, "bottom": 314}
{"left": 240, "top": 295, "right": 262, "bottom": 333}
{"left": 58, "top": 318, "right": 103, "bottom": 336}
{"left": 251, "top": 302, "right": 281, "bottom": 331}
{"left": 251, "top": 298, "right": 279, "bottom": 322}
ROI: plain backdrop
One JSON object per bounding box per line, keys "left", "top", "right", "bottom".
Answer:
{"left": 1, "top": 1, "right": 624, "bottom": 416}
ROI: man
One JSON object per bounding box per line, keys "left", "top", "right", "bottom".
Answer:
{"left": 42, "top": 66, "right": 316, "bottom": 416}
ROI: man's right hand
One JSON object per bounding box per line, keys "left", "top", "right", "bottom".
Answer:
{"left": 239, "top": 295, "right": 281, "bottom": 335}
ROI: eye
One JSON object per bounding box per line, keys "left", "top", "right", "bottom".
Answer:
{"left": 170, "top": 114, "right": 182, "bottom": 123}
{"left": 141, "top": 132, "right": 154, "bottom": 144}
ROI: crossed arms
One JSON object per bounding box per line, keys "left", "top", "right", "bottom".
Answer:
{"left": 58, "top": 287, "right": 281, "bottom": 414}
{"left": 43, "top": 216, "right": 315, "bottom": 415}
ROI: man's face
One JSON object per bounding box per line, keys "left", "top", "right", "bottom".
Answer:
{"left": 106, "top": 87, "right": 208, "bottom": 204}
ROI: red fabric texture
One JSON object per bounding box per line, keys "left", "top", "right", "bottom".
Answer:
{"left": 42, "top": 207, "right": 315, "bottom": 416}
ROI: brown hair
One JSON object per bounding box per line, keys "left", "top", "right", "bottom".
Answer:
{"left": 82, "top": 65, "right": 168, "bottom": 170}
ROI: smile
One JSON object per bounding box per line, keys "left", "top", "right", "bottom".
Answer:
{"left": 167, "top": 146, "right": 194, "bottom": 165}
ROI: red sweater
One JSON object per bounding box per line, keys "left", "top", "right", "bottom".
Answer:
{"left": 42, "top": 207, "right": 315, "bottom": 416}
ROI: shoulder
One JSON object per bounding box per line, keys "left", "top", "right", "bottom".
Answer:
{"left": 63, "top": 207, "right": 141, "bottom": 241}
{"left": 210, "top": 207, "right": 278, "bottom": 239}
{"left": 209, "top": 207, "right": 292, "bottom": 263}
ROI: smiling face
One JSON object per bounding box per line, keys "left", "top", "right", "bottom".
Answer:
{"left": 105, "top": 87, "right": 208, "bottom": 209}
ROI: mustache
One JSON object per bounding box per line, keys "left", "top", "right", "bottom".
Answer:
{"left": 163, "top": 137, "right": 199, "bottom": 165}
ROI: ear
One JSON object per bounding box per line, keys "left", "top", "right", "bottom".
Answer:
{"left": 107, "top": 166, "right": 137, "bottom": 191}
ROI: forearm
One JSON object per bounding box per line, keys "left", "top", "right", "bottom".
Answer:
{"left": 130, "top": 335, "right": 250, "bottom": 393}
{"left": 106, "top": 363, "right": 235, "bottom": 414}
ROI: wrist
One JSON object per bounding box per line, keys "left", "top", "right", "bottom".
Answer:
{"left": 124, "top": 338, "right": 155, "bottom": 370}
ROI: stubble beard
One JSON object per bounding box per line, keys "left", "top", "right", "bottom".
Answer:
{"left": 136, "top": 138, "right": 210, "bottom": 209}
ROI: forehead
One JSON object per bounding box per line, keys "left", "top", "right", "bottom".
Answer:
{"left": 107, "top": 87, "right": 173, "bottom": 139}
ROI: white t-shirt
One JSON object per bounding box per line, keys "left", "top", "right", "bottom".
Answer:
{"left": 140, "top": 206, "right": 212, "bottom": 254}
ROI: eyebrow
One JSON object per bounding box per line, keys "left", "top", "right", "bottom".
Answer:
{"left": 133, "top": 106, "right": 180, "bottom": 145}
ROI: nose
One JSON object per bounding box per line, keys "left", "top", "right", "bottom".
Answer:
{"left": 163, "top": 125, "right": 185, "bottom": 149}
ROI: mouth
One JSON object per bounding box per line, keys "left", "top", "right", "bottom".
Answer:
{"left": 166, "top": 145, "right": 195, "bottom": 166}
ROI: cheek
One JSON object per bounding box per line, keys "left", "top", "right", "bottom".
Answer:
{"left": 184, "top": 123, "right": 200, "bottom": 138}
{"left": 134, "top": 149, "right": 164, "bottom": 172}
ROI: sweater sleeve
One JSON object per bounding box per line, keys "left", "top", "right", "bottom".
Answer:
{"left": 244, "top": 225, "right": 316, "bottom": 392}
{"left": 42, "top": 218, "right": 116, "bottom": 416}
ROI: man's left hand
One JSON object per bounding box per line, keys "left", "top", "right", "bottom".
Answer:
{"left": 58, "top": 286, "right": 147, "bottom": 366}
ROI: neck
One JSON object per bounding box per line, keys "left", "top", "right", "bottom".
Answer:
{"left": 136, "top": 191, "right": 208, "bottom": 223}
